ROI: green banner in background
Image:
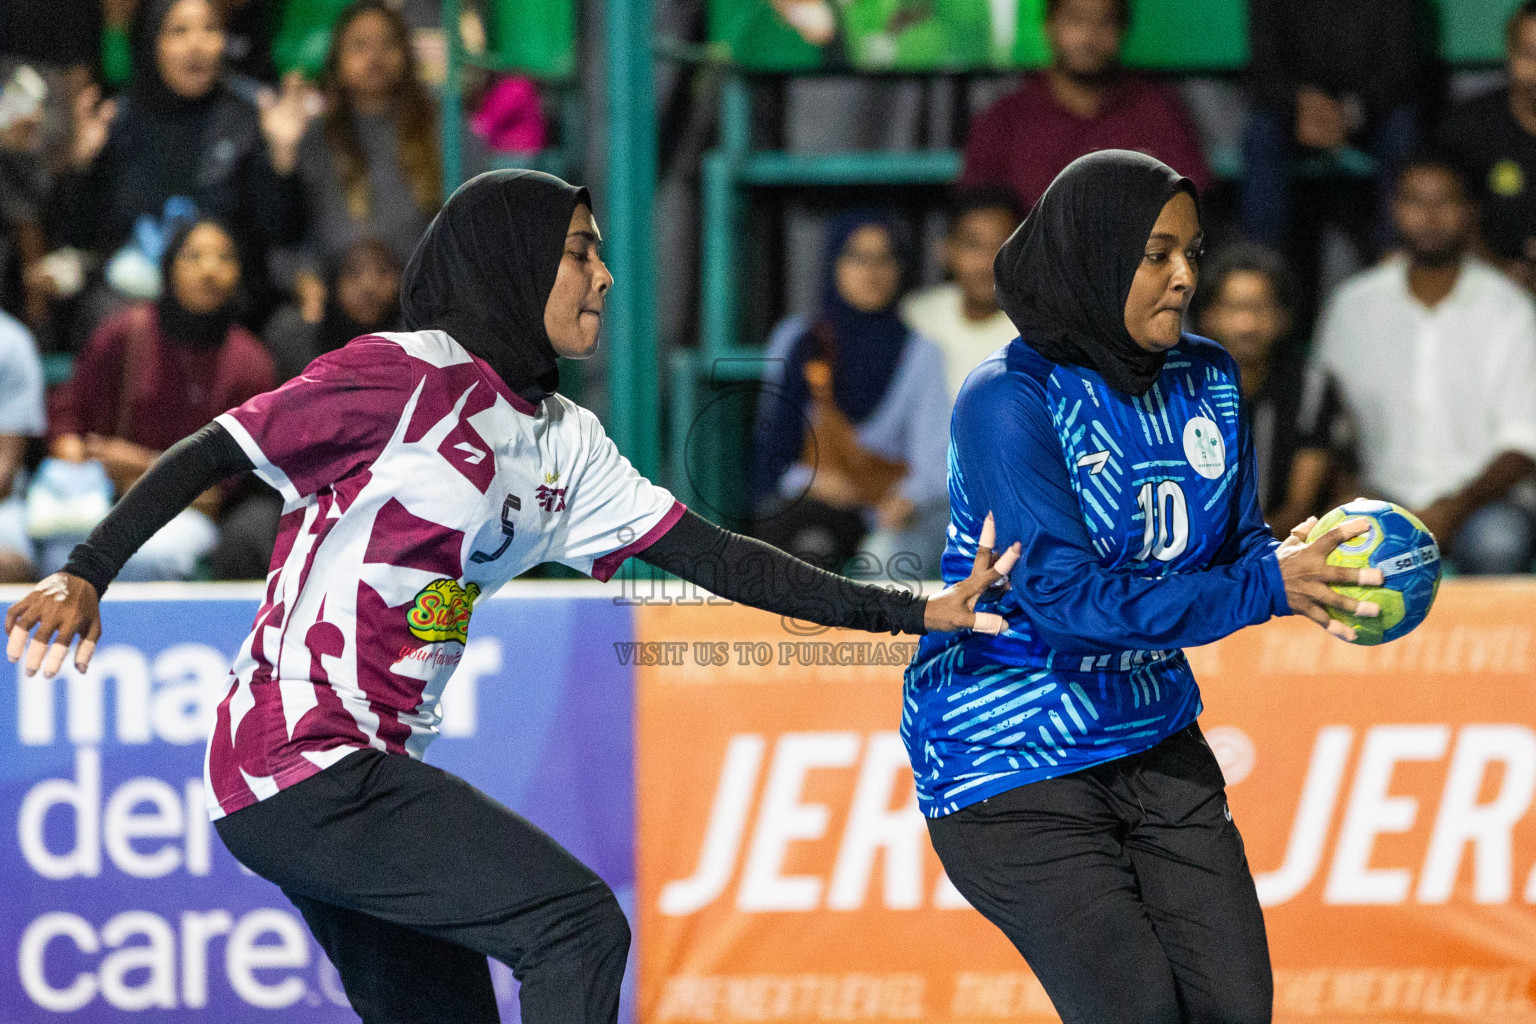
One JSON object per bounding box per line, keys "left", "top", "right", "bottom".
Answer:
{"left": 484, "top": 0, "right": 577, "bottom": 78}
{"left": 706, "top": 0, "right": 1512, "bottom": 73}
{"left": 840, "top": 0, "right": 994, "bottom": 70}
{"left": 274, "top": 0, "right": 577, "bottom": 79}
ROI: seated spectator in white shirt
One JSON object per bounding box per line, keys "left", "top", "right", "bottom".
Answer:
{"left": 900, "top": 186, "right": 1022, "bottom": 397}
{"left": 1312, "top": 153, "right": 1536, "bottom": 574}
{"left": 0, "top": 310, "right": 46, "bottom": 581}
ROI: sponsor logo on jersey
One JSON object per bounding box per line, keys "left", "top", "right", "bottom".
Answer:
{"left": 536, "top": 483, "right": 567, "bottom": 512}
{"left": 1182, "top": 416, "right": 1226, "bottom": 479}
{"left": 1076, "top": 450, "right": 1110, "bottom": 474}
{"left": 406, "top": 578, "right": 481, "bottom": 644}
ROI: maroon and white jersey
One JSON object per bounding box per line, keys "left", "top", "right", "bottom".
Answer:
{"left": 203, "top": 330, "right": 683, "bottom": 818}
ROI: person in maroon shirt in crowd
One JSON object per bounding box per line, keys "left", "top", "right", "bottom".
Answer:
{"left": 45, "top": 218, "right": 279, "bottom": 579}
{"left": 960, "top": 0, "right": 1211, "bottom": 211}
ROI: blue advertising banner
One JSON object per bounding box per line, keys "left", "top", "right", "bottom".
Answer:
{"left": 3, "top": 583, "right": 637, "bottom": 1023}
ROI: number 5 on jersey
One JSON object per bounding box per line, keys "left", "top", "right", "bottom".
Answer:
{"left": 1135, "top": 480, "right": 1189, "bottom": 561}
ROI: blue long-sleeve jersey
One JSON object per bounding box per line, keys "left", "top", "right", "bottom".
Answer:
{"left": 902, "top": 334, "right": 1290, "bottom": 817}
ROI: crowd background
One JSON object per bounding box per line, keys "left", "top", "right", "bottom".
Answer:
{"left": 0, "top": 0, "right": 1533, "bottom": 584}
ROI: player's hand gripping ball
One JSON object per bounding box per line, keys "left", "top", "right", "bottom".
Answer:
{"left": 1305, "top": 499, "right": 1441, "bottom": 645}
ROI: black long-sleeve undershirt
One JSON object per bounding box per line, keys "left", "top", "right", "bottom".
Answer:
{"left": 636, "top": 509, "right": 928, "bottom": 635}
{"left": 62, "top": 423, "right": 930, "bottom": 636}
{"left": 62, "top": 423, "right": 255, "bottom": 596}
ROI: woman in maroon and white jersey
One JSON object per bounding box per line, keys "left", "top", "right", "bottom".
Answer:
{"left": 6, "top": 171, "right": 1018, "bottom": 1024}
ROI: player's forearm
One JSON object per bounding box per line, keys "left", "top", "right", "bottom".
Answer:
{"left": 1020, "top": 552, "right": 1289, "bottom": 655}
{"left": 63, "top": 422, "right": 254, "bottom": 596}
{"left": 636, "top": 509, "right": 928, "bottom": 635}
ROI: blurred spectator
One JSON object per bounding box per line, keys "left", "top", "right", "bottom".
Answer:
{"left": 265, "top": 236, "right": 400, "bottom": 381}
{"left": 0, "top": 62, "right": 55, "bottom": 329}
{"left": 48, "top": 0, "right": 310, "bottom": 337}
{"left": 900, "top": 186, "right": 1021, "bottom": 398}
{"left": 220, "top": 0, "right": 279, "bottom": 85}
{"left": 752, "top": 212, "right": 950, "bottom": 578}
{"left": 41, "top": 219, "right": 278, "bottom": 580}
{"left": 1439, "top": 1, "right": 1536, "bottom": 291}
{"left": 0, "top": 0, "right": 90, "bottom": 334}
{"left": 288, "top": 0, "right": 439, "bottom": 311}
{"left": 0, "top": 0, "right": 102, "bottom": 73}
{"left": 1196, "top": 241, "right": 1345, "bottom": 535}
{"left": 0, "top": 309, "right": 46, "bottom": 581}
{"left": 960, "top": 0, "right": 1210, "bottom": 211}
{"left": 94, "top": 0, "right": 279, "bottom": 86}
{"left": 1241, "top": 0, "right": 1428, "bottom": 252}
{"left": 1312, "top": 155, "right": 1536, "bottom": 575}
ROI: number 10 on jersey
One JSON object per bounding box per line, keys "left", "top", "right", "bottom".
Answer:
{"left": 1135, "top": 480, "right": 1189, "bottom": 561}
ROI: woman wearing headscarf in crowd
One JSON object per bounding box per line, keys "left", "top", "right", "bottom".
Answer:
{"left": 264, "top": 236, "right": 401, "bottom": 382}
{"left": 42, "top": 218, "right": 276, "bottom": 580}
{"left": 752, "top": 211, "right": 951, "bottom": 577}
{"left": 287, "top": 0, "right": 439, "bottom": 318}
{"left": 48, "top": 0, "right": 311, "bottom": 335}
{"left": 902, "top": 150, "right": 1390, "bottom": 1024}
{"left": 7, "top": 170, "right": 1015, "bottom": 1024}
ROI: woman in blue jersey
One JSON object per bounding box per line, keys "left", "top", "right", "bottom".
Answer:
{"left": 905, "top": 150, "right": 1386, "bottom": 1024}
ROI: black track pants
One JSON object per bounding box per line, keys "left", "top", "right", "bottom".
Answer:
{"left": 927, "top": 723, "right": 1272, "bottom": 1024}
{"left": 215, "top": 749, "right": 629, "bottom": 1024}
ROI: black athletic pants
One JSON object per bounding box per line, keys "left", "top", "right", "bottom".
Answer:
{"left": 215, "top": 749, "right": 629, "bottom": 1024}
{"left": 927, "top": 723, "right": 1272, "bottom": 1024}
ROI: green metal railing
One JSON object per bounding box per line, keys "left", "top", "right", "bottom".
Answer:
{"left": 438, "top": 0, "right": 660, "bottom": 478}
{"left": 673, "top": 73, "right": 964, "bottom": 520}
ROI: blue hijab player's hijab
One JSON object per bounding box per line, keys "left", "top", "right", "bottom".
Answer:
{"left": 753, "top": 211, "right": 912, "bottom": 499}
{"left": 994, "top": 149, "right": 1198, "bottom": 396}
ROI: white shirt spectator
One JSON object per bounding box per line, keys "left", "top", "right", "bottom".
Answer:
{"left": 900, "top": 283, "right": 1019, "bottom": 398}
{"left": 0, "top": 311, "right": 45, "bottom": 561}
{"left": 0, "top": 310, "right": 45, "bottom": 438}
{"left": 1313, "top": 256, "right": 1536, "bottom": 508}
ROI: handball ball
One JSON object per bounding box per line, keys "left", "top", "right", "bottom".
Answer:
{"left": 1305, "top": 499, "right": 1442, "bottom": 646}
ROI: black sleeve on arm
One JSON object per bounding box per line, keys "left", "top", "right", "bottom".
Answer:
{"left": 634, "top": 509, "right": 929, "bottom": 636}
{"left": 62, "top": 422, "right": 255, "bottom": 597}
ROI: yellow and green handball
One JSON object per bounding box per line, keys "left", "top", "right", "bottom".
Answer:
{"left": 1305, "top": 499, "right": 1442, "bottom": 645}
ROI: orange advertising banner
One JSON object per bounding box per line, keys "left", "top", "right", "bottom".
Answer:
{"left": 635, "top": 581, "right": 1536, "bottom": 1024}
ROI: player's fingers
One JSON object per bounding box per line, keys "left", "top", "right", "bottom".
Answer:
{"left": 1295, "top": 599, "right": 1333, "bottom": 629}
{"left": 1313, "top": 517, "right": 1371, "bottom": 555}
{"left": 73, "top": 618, "right": 101, "bottom": 673}
{"left": 23, "top": 620, "right": 58, "bottom": 675}
{"left": 971, "top": 612, "right": 1008, "bottom": 635}
{"left": 4, "top": 594, "right": 28, "bottom": 633}
{"left": 41, "top": 639, "right": 71, "bottom": 679}
{"left": 1308, "top": 582, "right": 1378, "bottom": 617}
{"left": 1321, "top": 564, "right": 1385, "bottom": 587}
{"left": 973, "top": 514, "right": 997, "bottom": 575}
{"left": 7, "top": 622, "right": 31, "bottom": 662}
{"left": 5, "top": 593, "right": 37, "bottom": 636}
{"left": 990, "top": 541, "right": 1020, "bottom": 579}
{"left": 1289, "top": 516, "right": 1318, "bottom": 542}
{"left": 1326, "top": 619, "right": 1358, "bottom": 642}
{"left": 74, "top": 637, "right": 97, "bottom": 674}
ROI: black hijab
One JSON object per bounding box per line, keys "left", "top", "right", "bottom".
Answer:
{"left": 157, "top": 218, "right": 241, "bottom": 350}
{"left": 994, "top": 149, "right": 1198, "bottom": 396}
{"left": 401, "top": 169, "right": 591, "bottom": 405}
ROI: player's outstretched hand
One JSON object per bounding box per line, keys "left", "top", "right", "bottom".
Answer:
{"left": 1276, "top": 516, "right": 1384, "bottom": 642}
{"left": 5, "top": 573, "right": 101, "bottom": 678}
{"left": 925, "top": 512, "right": 1021, "bottom": 634}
